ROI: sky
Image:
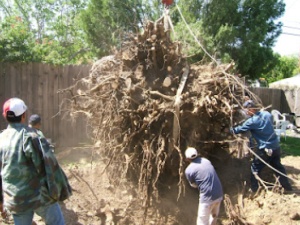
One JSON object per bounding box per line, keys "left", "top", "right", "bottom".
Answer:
{"left": 272, "top": 0, "right": 300, "bottom": 56}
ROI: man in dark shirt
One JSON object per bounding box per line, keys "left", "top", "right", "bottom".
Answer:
{"left": 185, "top": 147, "right": 223, "bottom": 225}
{"left": 28, "top": 114, "right": 45, "bottom": 138}
{"left": 230, "top": 100, "right": 292, "bottom": 192}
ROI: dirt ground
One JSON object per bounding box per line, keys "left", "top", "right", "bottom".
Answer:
{"left": 44, "top": 142, "right": 300, "bottom": 224}
{"left": 1, "top": 139, "right": 300, "bottom": 225}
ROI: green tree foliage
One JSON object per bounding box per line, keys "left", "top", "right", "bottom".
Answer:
{"left": 262, "top": 54, "right": 300, "bottom": 84}
{"left": 0, "top": 0, "right": 289, "bottom": 73}
{"left": 173, "top": 0, "right": 285, "bottom": 79}
{"left": 80, "top": 0, "right": 163, "bottom": 58}
{"left": 171, "top": 20, "right": 209, "bottom": 63}
{"left": 0, "top": 16, "right": 36, "bottom": 62}
{"left": 0, "top": 0, "right": 92, "bottom": 64}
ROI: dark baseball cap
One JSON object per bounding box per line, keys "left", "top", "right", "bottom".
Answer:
{"left": 29, "top": 114, "right": 41, "bottom": 125}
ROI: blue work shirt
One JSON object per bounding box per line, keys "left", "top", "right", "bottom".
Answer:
{"left": 185, "top": 157, "right": 223, "bottom": 203}
{"left": 231, "top": 111, "right": 279, "bottom": 150}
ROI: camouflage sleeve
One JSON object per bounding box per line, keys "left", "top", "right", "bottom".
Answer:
{"left": 22, "top": 131, "right": 44, "bottom": 176}
{"left": 31, "top": 136, "right": 72, "bottom": 201}
{"left": 0, "top": 176, "right": 2, "bottom": 202}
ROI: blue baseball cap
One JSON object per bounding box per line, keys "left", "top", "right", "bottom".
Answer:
{"left": 243, "top": 100, "right": 256, "bottom": 108}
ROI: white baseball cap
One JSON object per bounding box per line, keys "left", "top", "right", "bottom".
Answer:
{"left": 2, "top": 98, "right": 27, "bottom": 117}
{"left": 185, "top": 147, "right": 198, "bottom": 159}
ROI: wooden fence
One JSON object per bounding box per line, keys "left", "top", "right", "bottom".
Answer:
{"left": 0, "top": 63, "right": 91, "bottom": 146}
{"left": 0, "top": 63, "right": 294, "bottom": 146}
{"left": 249, "top": 87, "right": 291, "bottom": 113}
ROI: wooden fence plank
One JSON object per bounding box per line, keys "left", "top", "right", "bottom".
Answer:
{"left": 52, "top": 65, "right": 60, "bottom": 143}
{"left": 69, "top": 65, "right": 76, "bottom": 143}
{"left": 38, "top": 64, "right": 44, "bottom": 131}
{"left": 5, "top": 62, "right": 298, "bottom": 144}
{"left": 56, "top": 66, "right": 64, "bottom": 145}
{"left": 43, "top": 64, "right": 50, "bottom": 139}
{"left": 10, "top": 63, "right": 18, "bottom": 97}
{"left": 58, "top": 65, "right": 70, "bottom": 146}
{"left": 0, "top": 63, "right": 6, "bottom": 128}
{"left": 21, "top": 64, "right": 29, "bottom": 120}
{"left": 0, "top": 63, "right": 5, "bottom": 104}
{"left": 48, "top": 65, "right": 56, "bottom": 141}
{"left": 48, "top": 65, "right": 55, "bottom": 140}
{"left": 75, "top": 65, "right": 90, "bottom": 144}
{"left": 31, "top": 63, "right": 39, "bottom": 114}
{"left": 4, "top": 64, "right": 11, "bottom": 101}
{"left": 25, "top": 63, "right": 34, "bottom": 119}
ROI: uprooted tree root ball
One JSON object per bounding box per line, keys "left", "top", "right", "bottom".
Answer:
{"left": 63, "top": 18, "right": 259, "bottom": 222}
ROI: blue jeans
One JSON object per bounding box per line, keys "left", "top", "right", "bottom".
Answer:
{"left": 12, "top": 202, "right": 65, "bottom": 225}
{"left": 250, "top": 148, "right": 292, "bottom": 192}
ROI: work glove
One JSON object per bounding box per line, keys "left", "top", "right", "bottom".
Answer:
{"left": 265, "top": 148, "right": 273, "bottom": 157}
{"left": 189, "top": 182, "right": 198, "bottom": 189}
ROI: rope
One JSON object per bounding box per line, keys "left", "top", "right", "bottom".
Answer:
{"left": 248, "top": 147, "right": 299, "bottom": 184}
{"left": 174, "top": 4, "right": 256, "bottom": 123}
{"left": 173, "top": 4, "right": 300, "bottom": 186}
{"left": 175, "top": 4, "right": 219, "bottom": 65}
{"left": 163, "top": 6, "right": 177, "bottom": 38}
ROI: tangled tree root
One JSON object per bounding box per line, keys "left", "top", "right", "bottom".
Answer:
{"left": 64, "top": 15, "right": 260, "bottom": 212}
{"left": 224, "top": 194, "right": 253, "bottom": 225}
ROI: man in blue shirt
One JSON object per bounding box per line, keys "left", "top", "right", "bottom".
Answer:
{"left": 185, "top": 147, "right": 223, "bottom": 225}
{"left": 230, "top": 100, "right": 292, "bottom": 192}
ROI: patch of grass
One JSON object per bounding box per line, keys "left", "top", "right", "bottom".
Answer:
{"left": 280, "top": 136, "right": 300, "bottom": 157}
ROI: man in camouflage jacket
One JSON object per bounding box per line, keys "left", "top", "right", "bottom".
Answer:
{"left": 0, "top": 98, "right": 72, "bottom": 225}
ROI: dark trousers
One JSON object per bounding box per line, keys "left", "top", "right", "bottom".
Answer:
{"left": 250, "top": 148, "right": 292, "bottom": 191}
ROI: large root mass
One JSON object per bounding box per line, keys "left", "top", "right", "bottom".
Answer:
{"left": 66, "top": 18, "right": 256, "bottom": 209}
